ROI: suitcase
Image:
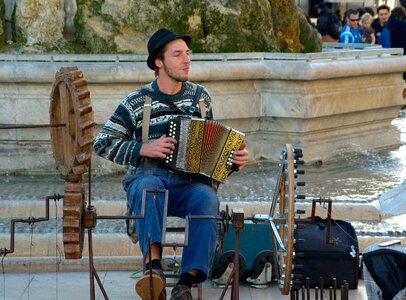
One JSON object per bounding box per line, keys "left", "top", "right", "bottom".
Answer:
{"left": 293, "top": 199, "right": 359, "bottom": 289}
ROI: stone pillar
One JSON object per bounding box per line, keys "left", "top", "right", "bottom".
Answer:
{"left": 14, "top": 0, "right": 65, "bottom": 46}
{"left": 0, "top": 1, "right": 4, "bottom": 43}
{"left": 4, "top": 0, "right": 14, "bottom": 44}
{"left": 63, "top": 0, "right": 76, "bottom": 41}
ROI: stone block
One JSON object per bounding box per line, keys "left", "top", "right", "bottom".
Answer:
{"left": 0, "top": 0, "right": 4, "bottom": 43}
{"left": 15, "top": 0, "right": 65, "bottom": 46}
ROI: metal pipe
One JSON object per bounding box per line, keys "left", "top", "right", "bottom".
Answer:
{"left": 0, "top": 194, "right": 62, "bottom": 256}
{"left": 88, "top": 228, "right": 95, "bottom": 300}
{"left": 88, "top": 162, "right": 92, "bottom": 207}
{"left": 232, "top": 229, "right": 240, "bottom": 300}
{"left": 306, "top": 277, "right": 310, "bottom": 300}
{"left": 218, "top": 267, "right": 235, "bottom": 300}
{"left": 148, "top": 235, "right": 153, "bottom": 300}
{"left": 320, "top": 277, "right": 324, "bottom": 300}
{"left": 0, "top": 123, "right": 65, "bottom": 129}
{"left": 92, "top": 266, "right": 109, "bottom": 299}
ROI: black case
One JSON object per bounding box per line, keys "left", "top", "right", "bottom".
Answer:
{"left": 293, "top": 200, "right": 359, "bottom": 289}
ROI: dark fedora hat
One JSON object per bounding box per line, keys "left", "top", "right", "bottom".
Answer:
{"left": 147, "top": 28, "right": 191, "bottom": 70}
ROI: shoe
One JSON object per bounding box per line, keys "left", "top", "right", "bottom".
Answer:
{"left": 170, "top": 285, "right": 192, "bottom": 300}
{"left": 135, "top": 269, "right": 166, "bottom": 300}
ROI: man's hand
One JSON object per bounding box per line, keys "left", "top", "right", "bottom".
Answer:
{"left": 232, "top": 143, "right": 249, "bottom": 170}
{"left": 139, "top": 136, "right": 177, "bottom": 159}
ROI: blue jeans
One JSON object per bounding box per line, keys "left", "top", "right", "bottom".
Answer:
{"left": 122, "top": 160, "right": 219, "bottom": 283}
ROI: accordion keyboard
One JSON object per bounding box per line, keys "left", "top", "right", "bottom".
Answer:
{"left": 165, "top": 117, "right": 244, "bottom": 183}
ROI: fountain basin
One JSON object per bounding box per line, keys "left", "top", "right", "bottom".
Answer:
{"left": 0, "top": 49, "right": 405, "bottom": 173}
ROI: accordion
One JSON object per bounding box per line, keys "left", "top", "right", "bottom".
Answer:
{"left": 164, "top": 117, "right": 245, "bottom": 183}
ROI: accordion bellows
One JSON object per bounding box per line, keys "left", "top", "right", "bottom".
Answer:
{"left": 164, "top": 117, "right": 245, "bottom": 183}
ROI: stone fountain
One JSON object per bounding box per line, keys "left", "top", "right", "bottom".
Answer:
{"left": 0, "top": 48, "right": 405, "bottom": 173}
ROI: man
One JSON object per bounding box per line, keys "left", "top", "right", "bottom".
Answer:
{"left": 371, "top": 5, "right": 390, "bottom": 43}
{"left": 339, "top": 8, "right": 362, "bottom": 43}
{"left": 315, "top": 2, "right": 341, "bottom": 42}
{"left": 93, "top": 28, "right": 249, "bottom": 300}
{"left": 385, "top": 7, "right": 406, "bottom": 80}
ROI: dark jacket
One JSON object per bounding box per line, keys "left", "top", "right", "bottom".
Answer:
{"left": 316, "top": 7, "right": 334, "bottom": 36}
{"left": 387, "top": 18, "right": 406, "bottom": 54}
{"left": 371, "top": 18, "right": 385, "bottom": 43}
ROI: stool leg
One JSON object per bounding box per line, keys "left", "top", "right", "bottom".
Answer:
{"left": 198, "top": 283, "right": 203, "bottom": 300}
{"left": 147, "top": 234, "right": 154, "bottom": 300}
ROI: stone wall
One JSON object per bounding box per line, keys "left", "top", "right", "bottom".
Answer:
{"left": 74, "top": 0, "right": 321, "bottom": 54}
{"left": 14, "top": 0, "right": 65, "bottom": 46}
{"left": 1, "top": 0, "right": 321, "bottom": 53}
{"left": 0, "top": 0, "right": 4, "bottom": 44}
{"left": 0, "top": 50, "right": 405, "bottom": 174}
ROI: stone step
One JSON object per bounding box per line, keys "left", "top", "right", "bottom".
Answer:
{"left": 2, "top": 235, "right": 406, "bottom": 273}
{"left": 1, "top": 213, "right": 405, "bottom": 257}
{"left": 0, "top": 197, "right": 382, "bottom": 220}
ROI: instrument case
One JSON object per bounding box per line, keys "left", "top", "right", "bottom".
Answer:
{"left": 293, "top": 200, "right": 359, "bottom": 289}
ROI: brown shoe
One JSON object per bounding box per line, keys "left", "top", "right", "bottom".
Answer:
{"left": 170, "top": 285, "right": 192, "bottom": 300}
{"left": 135, "top": 269, "right": 166, "bottom": 300}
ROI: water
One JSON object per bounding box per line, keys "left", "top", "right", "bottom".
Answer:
{"left": 0, "top": 112, "right": 405, "bottom": 235}
{"left": 222, "top": 112, "right": 406, "bottom": 203}
{"left": 0, "top": 112, "right": 405, "bottom": 203}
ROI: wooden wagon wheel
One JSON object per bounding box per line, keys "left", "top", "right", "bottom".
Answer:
{"left": 50, "top": 66, "right": 94, "bottom": 181}
{"left": 271, "top": 144, "right": 297, "bottom": 295}
{"left": 49, "top": 66, "right": 94, "bottom": 259}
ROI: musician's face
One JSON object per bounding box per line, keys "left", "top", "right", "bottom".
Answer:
{"left": 158, "top": 39, "right": 190, "bottom": 82}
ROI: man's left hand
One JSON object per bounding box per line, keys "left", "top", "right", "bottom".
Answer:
{"left": 232, "top": 143, "right": 249, "bottom": 170}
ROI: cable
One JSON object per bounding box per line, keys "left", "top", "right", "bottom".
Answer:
{"left": 19, "top": 224, "right": 35, "bottom": 300}
{"left": 54, "top": 199, "right": 62, "bottom": 300}
{"left": 1, "top": 254, "right": 6, "bottom": 300}
{"left": 323, "top": 205, "right": 359, "bottom": 247}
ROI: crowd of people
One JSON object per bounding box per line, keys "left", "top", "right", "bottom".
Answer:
{"left": 313, "top": 1, "right": 406, "bottom": 55}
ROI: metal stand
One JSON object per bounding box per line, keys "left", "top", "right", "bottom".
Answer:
{"left": 0, "top": 194, "right": 63, "bottom": 256}
{"left": 82, "top": 170, "right": 150, "bottom": 300}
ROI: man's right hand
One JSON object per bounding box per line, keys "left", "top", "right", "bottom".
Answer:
{"left": 139, "top": 136, "right": 177, "bottom": 159}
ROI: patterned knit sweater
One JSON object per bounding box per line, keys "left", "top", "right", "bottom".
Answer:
{"left": 93, "top": 80, "right": 213, "bottom": 172}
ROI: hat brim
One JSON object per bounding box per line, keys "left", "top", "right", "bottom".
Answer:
{"left": 147, "top": 34, "right": 191, "bottom": 70}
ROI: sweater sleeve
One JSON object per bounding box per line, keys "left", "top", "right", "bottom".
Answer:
{"left": 93, "top": 95, "right": 142, "bottom": 168}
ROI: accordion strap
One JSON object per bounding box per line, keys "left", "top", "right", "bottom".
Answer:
{"left": 187, "top": 84, "right": 205, "bottom": 117}
{"left": 140, "top": 84, "right": 206, "bottom": 142}
{"left": 198, "top": 98, "right": 206, "bottom": 119}
{"left": 142, "top": 95, "right": 152, "bottom": 143}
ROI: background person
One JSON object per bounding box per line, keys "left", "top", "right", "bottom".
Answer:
{"left": 315, "top": 2, "right": 341, "bottom": 42}
{"left": 371, "top": 5, "right": 390, "bottom": 43}
{"left": 360, "top": 13, "right": 376, "bottom": 44}
{"left": 339, "top": 8, "right": 361, "bottom": 43}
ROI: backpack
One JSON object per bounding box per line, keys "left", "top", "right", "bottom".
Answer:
{"left": 363, "top": 247, "right": 406, "bottom": 300}
{"left": 327, "top": 14, "right": 342, "bottom": 40}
